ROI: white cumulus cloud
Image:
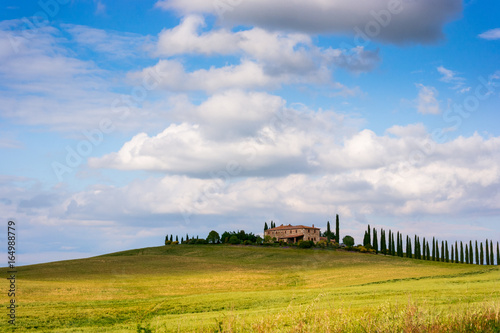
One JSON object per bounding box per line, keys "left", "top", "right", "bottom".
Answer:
{"left": 478, "top": 28, "right": 500, "bottom": 40}
{"left": 415, "top": 84, "right": 441, "bottom": 115}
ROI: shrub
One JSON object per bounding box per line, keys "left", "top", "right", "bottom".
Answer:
{"left": 342, "top": 235, "right": 355, "bottom": 247}
{"left": 298, "top": 240, "right": 314, "bottom": 249}
{"left": 228, "top": 235, "right": 240, "bottom": 245}
{"left": 171, "top": 241, "right": 179, "bottom": 245}
{"left": 164, "top": 240, "right": 172, "bottom": 245}
{"left": 317, "top": 240, "right": 328, "bottom": 248}
{"left": 195, "top": 238, "right": 207, "bottom": 245}
{"left": 206, "top": 230, "right": 220, "bottom": 244}
{"left": 243, "top": 240, "right": 253, "bottom": 245}
{"left": 354, "top": 245, "right": 368, "bottom": 253}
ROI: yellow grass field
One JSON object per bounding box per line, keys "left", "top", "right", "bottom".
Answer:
{"left": 2, "top": 245, "right": 499, "bottom": 332}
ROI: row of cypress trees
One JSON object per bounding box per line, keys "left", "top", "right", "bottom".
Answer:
{"left": 324, "top": 214, "right": 340, "bottom": 243}
{"left": 165, "top": 234, "right": 199, "bottom": 244}
{"left": 263, "top": 221, "right": 277, "bottom": 231}
{"left": 363, "top": 225, "right": 499, "bottom": 265}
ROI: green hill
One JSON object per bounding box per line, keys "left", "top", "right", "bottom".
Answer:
{"left": 3, "top": 245, "right": 499, "bottom": 332}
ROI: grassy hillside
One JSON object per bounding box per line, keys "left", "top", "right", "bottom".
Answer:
{"left": 3, "top": 245, "right": 499, "bottom": 332}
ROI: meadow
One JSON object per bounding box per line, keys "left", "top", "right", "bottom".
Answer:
{"left": 2, "top": 245, "right": 499, "bottom": 332}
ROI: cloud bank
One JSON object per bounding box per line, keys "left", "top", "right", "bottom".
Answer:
{"left": 156, "top": 0, "right": 462, "bottom": 44}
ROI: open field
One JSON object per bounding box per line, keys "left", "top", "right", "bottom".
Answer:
{"left": 2, "top": 245, "right": 500, "bottom": 332}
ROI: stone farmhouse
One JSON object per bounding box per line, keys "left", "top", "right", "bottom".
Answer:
{"left": 265, "top": 224, "right": 321, "bottom": 243}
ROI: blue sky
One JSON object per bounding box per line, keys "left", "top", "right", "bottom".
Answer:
{"left": 1, "top": 0, "right": 499, "bottom": 265}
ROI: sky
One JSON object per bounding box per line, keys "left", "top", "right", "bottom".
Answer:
{"left": 1, "top": 0, "right": 499, "bottom": 265}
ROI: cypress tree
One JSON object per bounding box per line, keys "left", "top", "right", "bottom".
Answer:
{"left": 363, "top": 231, "right": 369, "bottom": 247}
{"left": 388, "top": 230, "right": 392, "bottom": 254}
{"left": 480, "top": 242, "right": 484, "bottom": 265}
{"left": 408, "top": 237, "right": 412, "bottom": 258}
{"left": 381, "top": 229, "right": 386, "bottom": 255}
{"left": 497, "top": 242, "right": 499, "bottom": 266}
{"left": 475, "top": 241, "right": 479, "bottom": 265}
{"left": 391, "top": 233, "right": 396, "bottom": 256}
{"left": 335, "top": 215, "right": 340, "bottom": 243}
{"left": 176, "top": 235, "right": 178, "bottom": 242}
{"left": 490, "top": 240, "right": 494, "bottom": 266}
{"left": 432, "top": 237, "right": 436, "bottom": 261}
{"left": 465, "top": 243, "right": 469, "bottom": 264}
{"left": 367, "top": 225, "right": 371, "bottom": 247}
{"left": 469, "top": 241, "right": 473, "bottom": 264}
{"left": 460, "top": 241, "right": 464, "bottom": 264}
{"left": 435, "top": 239, "right": 439, "bottom": 261}
{"left": 165, "top": 235, "right": 168, "bottom": 245}
{"left": 181, "top": 237, "right": 184, "bottom": 243}
{"left": 186, "top": 234, "right": 189, "bottom": 242}
{"left": 392, "top": 231, "right": 396, "bottom": 255}
{"left": 426, "top": 242, "right": 430, "bottom": 260}
{"left": 414, "top": 235, "right": 418, "bottom": 259}
{"left": 400, "top": 233, "right": 404, "bottom": 257}
{"left": 397, "top": 232, "right": 401, "bottom": 256}
{"left": 396, "top": 233, "right": 400, "bottom": 256}
{"left": 422, "top": 237, "right": 426, "bottom": 260}
{"left": 486, "top": 240, "right": 490, "bottom": 265}
{"left": 170, "top": 235, "right": 173, "bottom": 242}
{"left": 441, "top": 241, "right": 445, "bottom": 262}
{"left": 264, "top": 222, "right": 269, "bottom": 233}
{"left": 373, "top": 228, "right": 378, "bottom": 254}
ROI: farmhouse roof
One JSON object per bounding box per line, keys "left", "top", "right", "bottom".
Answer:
{"left": 267, "top": 224, "right": 320, "bottom": 231}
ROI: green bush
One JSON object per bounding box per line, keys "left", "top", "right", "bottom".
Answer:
{"left": 228, "top": 235, "right": 240, "bottom": 245}
{"left": 263, "top": 235, "right": 273, "bottom": 244}
{"left": 317, "top": 240, "right": 328, "bottom": 248}
{"left": 298, "top": 240, "right": 314, "bottom": 249}
{"left": 342, "top": 235, "right": 355, "bottom": 247}
{"left": 354, "top": 245, "right": 368, "bottom": 253}
{"left": 195, "top": 238, "right": 207, "bottom": 245}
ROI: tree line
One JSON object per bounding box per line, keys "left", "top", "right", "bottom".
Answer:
{"left": 165, "top": 230, "right": 262, "bottom": 246}
{"left": 362, "top": 224, "right": 500, "bottom": 265}
{"left": 164, "top": 219, "right": 499, "bottom": 266}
